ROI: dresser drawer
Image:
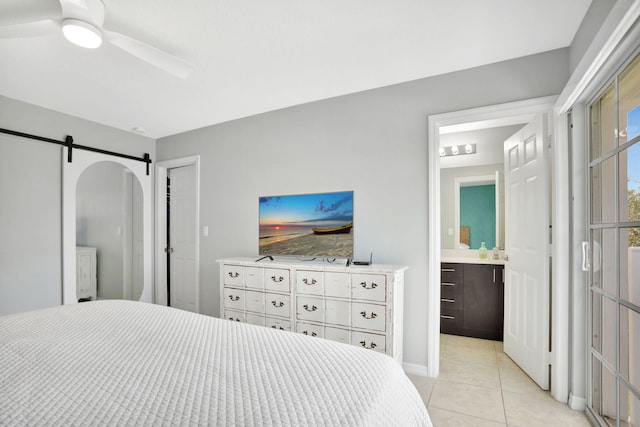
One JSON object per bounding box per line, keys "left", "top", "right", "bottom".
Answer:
{"left": 351, "top": 302, "right": 386, "bottom": 332}
{"left": 223, "top": 288, "right": 245, "bottom": 310}
{"left": 325, "top": 326, "right": 350, "bottom": 345}
{"left": 296, "top": 296, "right": 324, "bottom": 322}
{"left": 246, "top": 312, "right": 265, "bottom": 326}
{"left": 244, "top": 290, "right": 265, "bottom": 313}
{"left": 223, "top": 265, "right": 244, "bottom": 286}
{"left": 296, "top": 322, "right": 323, "bottom": 338}
{"left": 244, "top": 267, "right": 264, "bottom": 289}
{"left": 265, "top": 292, "right": 291, "bottom": 318}
{"left": 324, "top": 299, "right": 350, "bottom": 327}
{"left": 351, "top": 273, "right": 386, "bottom": 302}
{"left": 441, "top": 279, "right": 463, "bottom": 297}
{"left": 266, "top": 317, "right": 291, "bottom": 331}
{"left": 223, "top": 309, "right": 245, "bottom": 323}
{"left": 352, "top": 331, "right": 386, "bottom": 354}
{"left": 296, "top": 270, "right": 323, "bottom": 295}
{"left": 324, "top": 272, "right": 350, "bottom": 298}
{"left": 264, "top": 268, "right": 290, "bottom": 292}
{"left": 440, "top": 293, "right": 463, "bottom": 310}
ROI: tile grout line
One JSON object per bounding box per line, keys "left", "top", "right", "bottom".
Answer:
{"left": 496, "top": 342, "right": 509, "bottom": 426}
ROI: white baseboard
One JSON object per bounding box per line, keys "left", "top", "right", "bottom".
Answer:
{"left": 403, "top": 362, "right": 430, "bottom": 377}
{"left": 568, "top": 393, "right": 587, "bottom": 411}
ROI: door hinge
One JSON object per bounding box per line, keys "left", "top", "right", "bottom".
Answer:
{"left": 545, "top": 351, "right": 553, "bottom": 365}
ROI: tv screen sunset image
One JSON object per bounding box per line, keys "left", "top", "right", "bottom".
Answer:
{"left": 259, "top": 191, "right": 354, "bottom": 258}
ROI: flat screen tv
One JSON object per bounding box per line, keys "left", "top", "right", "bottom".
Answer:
{"left": 259, "top": 191, "right": 354, "bottom": 258}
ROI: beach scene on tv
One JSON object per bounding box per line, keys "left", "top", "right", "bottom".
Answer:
{"left": 259, "top": 191, "right": 354, "bottom": 258}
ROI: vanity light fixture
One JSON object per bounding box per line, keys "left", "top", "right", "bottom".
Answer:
{"left": 439, "top": 143, "right": 476, "bottom": 157}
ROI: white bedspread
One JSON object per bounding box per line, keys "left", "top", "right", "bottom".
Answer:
{"left": 1, "top": 300, "right": 430, "bottom": 426}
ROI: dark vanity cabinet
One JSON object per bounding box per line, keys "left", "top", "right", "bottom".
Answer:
{"left": 440, "top": 262, "right": 504, "bottom": 341}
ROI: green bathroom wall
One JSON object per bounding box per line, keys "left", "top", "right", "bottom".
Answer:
{"left": 460, "top": 184, "right": 496, "bottom": 249}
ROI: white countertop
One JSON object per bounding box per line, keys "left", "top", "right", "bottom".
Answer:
{"left": 441, "top": 256, "right": 506, "bottom": 265}
{"left": 441, "top": 249, "right": 507, "bottom": 265}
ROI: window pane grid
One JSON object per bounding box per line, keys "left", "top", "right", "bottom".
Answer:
{"left": 588, "top": 49, "right": 640, "bottom": 427}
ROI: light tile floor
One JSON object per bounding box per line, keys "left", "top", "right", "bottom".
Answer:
{"left": 409, "top": 334, "right": 592, "bottom": 426}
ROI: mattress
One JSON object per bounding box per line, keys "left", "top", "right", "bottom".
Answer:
{"left": 0, "top": 300, "right": 431, "bottom": 426}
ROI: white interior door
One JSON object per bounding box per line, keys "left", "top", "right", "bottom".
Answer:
{"left": 169, "top": 165, "right": 198, "bottom": 312}
{"left": 503, "top": 113, "right": 550, "bottom": 390}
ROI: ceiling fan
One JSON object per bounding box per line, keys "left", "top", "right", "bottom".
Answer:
{"left": 0, "top": 0, "right": 193, "bottom": 78}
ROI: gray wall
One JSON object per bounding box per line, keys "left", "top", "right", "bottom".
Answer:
{"left": 157, "top": 48, "right": 571, "bottom": 368}
{"left": 0, "top": 96, "right": 155, "bottom": 315}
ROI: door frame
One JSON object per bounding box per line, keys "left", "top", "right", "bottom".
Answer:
{"left": 155, "top": 155, "right": 201, "bottom": 311}
{"left": 426, "top": 96, "right": 569, "bottom": 399}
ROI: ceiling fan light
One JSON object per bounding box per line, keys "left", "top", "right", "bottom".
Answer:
{"left": 62, "top": 19, "right": 102, "bottom": 49}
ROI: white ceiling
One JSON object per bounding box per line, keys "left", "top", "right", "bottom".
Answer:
{"left": 0, "top": 0, "right": 592, "bottom": 138}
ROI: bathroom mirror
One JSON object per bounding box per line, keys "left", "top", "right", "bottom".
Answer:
{"left": 76, "top": 162, "right": 144, "bottom": 301}
{"left": 62, "top": 148, "right": 152, "bottom": 304}
{"left": 453, "top": 172, "right": 504, "bottom": 250}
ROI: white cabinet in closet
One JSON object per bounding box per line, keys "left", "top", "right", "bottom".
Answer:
{"left": 76, "top": 246, "right": 97, "bottom": 301}
{"left": 217, "top": 257, "right": 407, "bottom": 363}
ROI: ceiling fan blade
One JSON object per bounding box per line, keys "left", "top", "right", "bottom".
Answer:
{"left": 0, "top": 19, "right": 58, "bottom": 38}
{"left": 104, "top": 30, "right": 193, "bottom": 79}
{"left": 59, "top": 0, "right": 89, "bottom": 10}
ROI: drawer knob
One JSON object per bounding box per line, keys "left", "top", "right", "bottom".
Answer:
{"left": 271, "top": 300, "right": 285, "bottom": 307}
{"left": 360, "top": 311, "right": 378, "bottom": 320}
{"left": 359, "top": 340, "right": 377, "bottom": 350}
{"left": 360, "top": 281, "right": 378, "bottom": 290}
{"left": 271, "top": 275, "right": 284, "bottom": 282}
{"left": 303, "top": 330, "right": 317, "bottom": 337}
{"left": 228, "top": 295, "right": 240, "bottom": 301}
{"left": 302, "top": 278, "right": 317, "bottom": 285}
{"left": 302, "top": 304, "right": 318, "bottom": 312}
{"left": 228, "top": 271, "right": 240, "bottom": 278}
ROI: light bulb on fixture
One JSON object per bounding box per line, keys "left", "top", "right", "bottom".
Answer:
{"left": 439, "top": 147, "right": 446, "bottom": 157}
{"left": 450, "top": 145, "right": 459, "bottom": 155}
{"left": 465, "top": 144, "right": 473, "bottom": 153}
{"left": 62, "top": 19, "right": 102, "bottom": 49}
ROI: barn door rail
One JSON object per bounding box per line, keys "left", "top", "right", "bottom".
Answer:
{"left": 0, "top": 127, "right": 152, "bottom": 175}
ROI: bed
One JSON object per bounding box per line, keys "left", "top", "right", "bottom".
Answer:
{"left": 0, "top": 300, "right": 431, "bottom": 426}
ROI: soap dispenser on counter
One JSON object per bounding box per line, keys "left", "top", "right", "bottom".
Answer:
{"left": 479, "top": 242, "right": 488, "bottom": 259}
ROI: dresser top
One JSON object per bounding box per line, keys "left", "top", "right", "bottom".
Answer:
{"left": 217, "top": 257, "right": 408, "bottom": 273}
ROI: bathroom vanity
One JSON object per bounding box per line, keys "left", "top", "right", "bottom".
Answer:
{"left": 440, "top": 258, "right": 505, "bottom": 341}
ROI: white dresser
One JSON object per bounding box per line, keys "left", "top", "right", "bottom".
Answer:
{"left": 76, "top": 246, "right": 97, "bottom": 301}
{"left": 217, "top": 257, "right": 407, "bottom": 363}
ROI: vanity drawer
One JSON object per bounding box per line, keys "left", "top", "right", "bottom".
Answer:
{"left": 440, "top": 294, "right": 463, "bottom": 310}
{"left": 441, "top": 263, "right": 463, "bottom": 282}
{"left": 440, "top": 308, "right": 463, "bottom": 332}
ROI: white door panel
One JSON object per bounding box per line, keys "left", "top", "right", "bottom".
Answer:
{"left": 503, "top": 113, "right": 550, "bottom": 390}
{"left": 169, "top": 165, "right": 198, "bottom": 312}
